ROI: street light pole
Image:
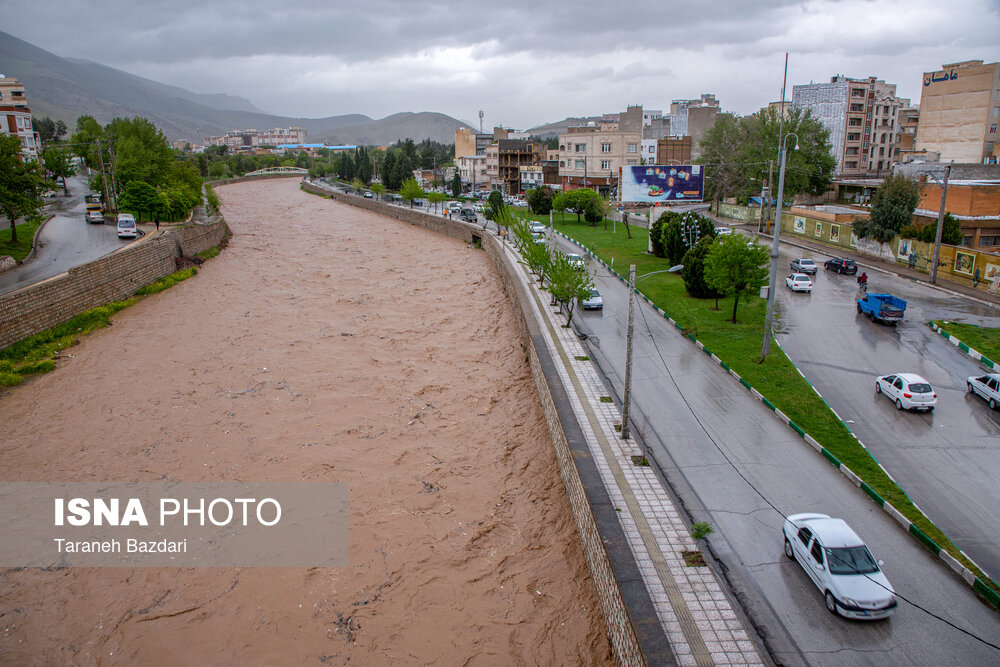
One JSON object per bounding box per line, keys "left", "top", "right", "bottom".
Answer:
{"left": 622, "top": 265, "right": 636, "bottom": 441}
{"left": 929, "top": 162, "right": 953, "bottom": 285}
{"left": 761, "top": 133, "right": 796, "bottom": 359}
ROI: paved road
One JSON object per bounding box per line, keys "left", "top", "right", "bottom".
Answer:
{"left": 0, "top": 173, "right": 135, "bottom": 296}
{"left": 768, "top": 241, "right": 1000, "bottom": 580}
{"left": 550, "top": 234, "right": 1000, "bottom": 666}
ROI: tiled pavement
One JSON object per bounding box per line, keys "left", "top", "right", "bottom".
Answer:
{"left": 501, "top": 242, "right": 766, "bottom": 667}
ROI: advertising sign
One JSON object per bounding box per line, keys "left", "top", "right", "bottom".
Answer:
{"left": 620, "top": 165, "right": 704, "bottom": 203}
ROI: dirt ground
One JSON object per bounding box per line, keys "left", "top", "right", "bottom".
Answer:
{"left": 0, "top": 179, "right": 611, "bottom": 665}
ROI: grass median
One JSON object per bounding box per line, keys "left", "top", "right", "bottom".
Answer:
{"left": 0, "top": 216, "right": 46, "bottom": 262}
{"left": 530, "top": 211, "right": 999, "bottom": 598}
{"left": 931, "top": 320, "right": 1000, "bottom": 364}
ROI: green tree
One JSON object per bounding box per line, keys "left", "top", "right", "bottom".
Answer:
{"left": 554, "top": 188, "right": 602, "bottom": 224}
{"left": 42, "top": 146, "right": 77, "bottom": 196}
{"left": 852, "top": 173, "right": 921, "bottom": 243}
{"left": 527, "top": 186, "right": 554, "bottom": 215}
{"left": 381, "top": 151, "right": 397, "bottom": 188}
{"left": 451, "top": 171, "right": 462, "bottom": 197}
{"left": 350, "top": 177, "right": 365, "bottom": 195}
{"left": 681, "top": 236, "right": 724, "bottom": 301}
{"left": 118, "top": 180, "right": 160, "bottom": 220}
{"left": 106, "top": 117, "right": 174, "bottom": 192}
{"left": 738, "top": 107, "right": 836, "bottom": 201}
{"left": 649, "top": 211, "right": 670, "bottom": 257}
{"left": 910, "top": 212, "right": 962, "bottom": 245}
{"left": 370, "top": 183, "right": 386, "bottom": 201}
{"left": 427, "top": 191, "right": 447, "bottom": 213}
{"left": 70, "top": 115, "right": 108, "bottom": 172}
{"left": 704, "top": 234, "right": 769, "bottom": 324}
{"left": 486, "top": 190, "right": 505, "bottom": 221}
{"left": 547, "top": 251, "right": 595, "bottom": 326}
{"left": 661, "top": 212, "right": 716, "bottom": 265}
{"left": 697, "top": 112, "right": 747, "bottom": 207}
{"left": 0, "top": 135, "right": 49, "bottom": 244}
{"left": 399, "top": 178, "right": 425, "bottom": 208}
{"left": 391, "top": 153, "right": 413, "bottom": 191}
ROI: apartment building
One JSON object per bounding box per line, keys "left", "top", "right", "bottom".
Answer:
{"left": 895, "top": 104, "right": 920, "bottom": 161}
{"left": 455, "top": 154, "right": 487, "bottom": 192}
{"left": 793, "top": 75, "right": 904, "bottom": 177}
{"left": 498, "top": 139, "right": 545, "bottom": 194}
{"left": 0, "top": 75, "right": 38, "bottom": 161}
{"left": 205, "top": 127, "right": 306, "bottom": 150}
{"left": 915, "top": 60, "right": 1000, "bottom": 164}
{"left": 454, "top": 127, "right": 494, "bottom": 158}
{"left": 656, "top": 136, "right": 692, "bottom": 164}
{"left": 557, "top": 108, "right": 643, "bottom": 196}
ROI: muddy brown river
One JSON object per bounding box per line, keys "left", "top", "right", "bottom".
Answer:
{"left": 0, "top": 179, "right": 611, "bottom": 665}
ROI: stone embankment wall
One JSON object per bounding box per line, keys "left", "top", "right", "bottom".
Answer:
{"left": 0, "top": 221, "right": 228, "bottom": 351}
{"left": 302, "top": 179, "right": 645, "bottom": 666}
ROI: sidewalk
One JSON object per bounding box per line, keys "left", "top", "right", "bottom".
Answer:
{"left": 700, "top": 209, "right": 1000, "bottom": 308}
{"left": 501, "top": 241, "right": 766, "bottom": 667}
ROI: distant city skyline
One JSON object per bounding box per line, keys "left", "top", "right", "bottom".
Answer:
{"left": 1, "top": 0, "right": 998, "bottom": 129}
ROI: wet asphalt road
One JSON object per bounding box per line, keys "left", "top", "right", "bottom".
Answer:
{"left": 0, "top": 173, "right": 135, "bottom": 296}
{"left": 553, "top": 233, "right": 1000, "bottom": 666}
{"left": 770, "top": 240, "right": 1000, "bottom": 581}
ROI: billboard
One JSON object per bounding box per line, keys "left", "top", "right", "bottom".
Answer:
{"left": 620, "top": 165, "right": 704, "bottom": 203}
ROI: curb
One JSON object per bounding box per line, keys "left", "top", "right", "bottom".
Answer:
{"left": 553, "top": 228, "right": 1000, "bottom": 610}
{"left": 929, "top": 322, "right": 999, "bottom": 371}
{"left": 22, "top": 214, "right": 55, "bottom": 266}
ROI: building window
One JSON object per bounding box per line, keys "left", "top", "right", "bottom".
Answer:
{"left": 990, "top": 125, "right": 998, "bottom": 135}
{"left": 849, "top": 119, "right": 861, "bottom": 127}
{"left": 993, "top": 108, "right": 1000, "bottom": 117}
{"left": 575, "top": 159, "right": 585, "bottom": 169}
{"left": 878, "top": 161, "right": 884, "bottom": 170}
{"left": 601, "top": 143, "right": 612, "bottom": 153}
{"left": 850, "top": 104, "right": 864, "bottom": 112}
{"left": 627, "top": 143, "right": 638, "bottom": 152}
{"left": 626, "top": 160, "right": 638, "bottom": 165}
{"left": 852, "top": 89, "right": 865, "bottom": 97}
{"left": 847, "top": 133, "right": 860, "bottom": 141}
{"left": 963, "top": 236, "right": 974, "bottom": 247}
{"left": 575, "top": 143, "right": 586, "bottom": 152}
{"left": 980, "top": 236, "right": 998, "bottom": 246}
{"left": 845, "top": 161, "right": 858, "bottom": 169}
{"left": 846, "top": 147, "right": 859, "bottom": 155}
{"left": 601, "top": 160, "right": 611, "bottom": 169}
{"left": 559, "top": 161, "right": 565, "bottom": 167}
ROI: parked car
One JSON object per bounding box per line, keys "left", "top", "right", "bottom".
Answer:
{"left": 967, "top": 373, "right": 1000, "bottom": 409}
{"left": 531, "top": 232, "right": 546, "bottom": 245}
{"left": 581, "top": 289, "right": 604, "bottom": 310}
{"left": 786, "top": 273, "right": 813, "bottom": 292}
{"left": 116, "top": 213, "right": 137, "bottom": 239}
{"left": 565, "top": 253, "right": 585, "bottom": 270}
{"left": 86, "top": 210, "right": 104, "bottom": 224}
{"left": 363, "top": 191, "right": 373, "bottom": 198}
{"left": 529, "top": 222, "right": 547, "bottom": 234}
{"left": 790, "top": 258, "right": 818, "bottom": 274}
{"left": 824, "top": 257, "right": 858, "bottom": 275}
{"left": 875, "top": 373, "right": 936, "bottom": 411}
{"left": 783, "top": 513, "right": 897, "bottom": 619}
{"left": 714, "top": 226, "right": 733, "bottom": 236}
{"left": 458, "top": 208, "right": 477, "bottom": 222}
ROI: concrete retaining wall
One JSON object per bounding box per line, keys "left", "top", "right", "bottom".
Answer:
{"left": 302, "top": 179, "right": 645, "bottom": 666}
{"left": 0, "top": 221, "right": 228, "bottom": 351}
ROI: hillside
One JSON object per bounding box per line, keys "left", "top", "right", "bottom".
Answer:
{"left": 0, "top": 30, "right": 472, "bottom": 145}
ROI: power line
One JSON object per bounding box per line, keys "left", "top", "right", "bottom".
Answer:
{"left": 627, "top": 292, "right": 1000, "bottom": 653}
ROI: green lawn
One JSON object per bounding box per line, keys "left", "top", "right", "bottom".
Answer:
{"left": 530, "top": 211, "right": 998, "bottom": 596}
{"left": 0, "top": 217, "right": 46, "bottom": 262}
{"left": 932, "top": 320, "right": 1000, "bottom": 364}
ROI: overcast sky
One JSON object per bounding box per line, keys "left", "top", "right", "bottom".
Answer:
{"left": 3, "top": 0, "right": 999, "bottom": 129}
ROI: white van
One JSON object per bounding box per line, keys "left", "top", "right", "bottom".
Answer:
{"left": 116, "top": 213, "right": 138, "bottom": 239}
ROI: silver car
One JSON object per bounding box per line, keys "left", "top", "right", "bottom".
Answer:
{"left": 581, "top": 289, "right": 603, "bottom": 310}
{"left": 790, "top": 258, "right": 818, "bottom": 274}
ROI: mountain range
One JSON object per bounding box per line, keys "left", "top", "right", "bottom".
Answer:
{"left": 0, "top": 30, "right": 475, "bottom": 146}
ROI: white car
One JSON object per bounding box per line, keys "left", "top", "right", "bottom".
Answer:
{"left": 785, "top": 273, "right": 813, "bottom": 292}
{"left": 783, "top": 513, "right": 897, "bottom": 619}
{"left": 875, "top": 373, "right": 936, "bottom": 411}
{"left": 714, "top": 227, "right": 733, "bottom": 236}
{"left": 581, "top": 289, "right": 603, "bottom": 310}
{"left": 967, "top": 373, "right": 1000, "bottom": 409}
{"left": 565, "top": 253, "right": 585, "bottom": 270}
{"left": 529, "top": 222, "right": 547, "bottom": 234}
{"left": 116, "top": 213, "right": 138, "bottom": 239}
{"left": 531, "top": 232, "right": 546, "bottom": 245}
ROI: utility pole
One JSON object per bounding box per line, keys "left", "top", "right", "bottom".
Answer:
{"left": 95, "top": 138, "right": 110, "bottom": 210}
{"left": 765, "top": 160, "right": 774, "bottom": 233}
{"left": 622, "top": 264, "right": 636, "bottom": 441}
{"left": 762, "top": 54, "right": 790, "bottom": 360}
{"left": 929, "top": 162, "right": 953, "bottom": 285}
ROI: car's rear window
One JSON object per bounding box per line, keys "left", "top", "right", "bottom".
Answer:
{"left": 119, "top": 220, "right": 135, "bottom": 227}
{"left": 909, "top": 383, "right": 933, "bottom": 394}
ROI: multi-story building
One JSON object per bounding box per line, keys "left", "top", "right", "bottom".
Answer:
{"left": 557, "top": 106, "right": 643, "bottom": 196}
{"left": 455, "top": 154, "right": 487, "bottom": 192}
{"left": 454, "top": 127, "right": 494, "bottom": 159}
{"left": 519, "top": 165, "right": 544, "bottom": 191}
{"left": 793, "top": 75, "right": 904, "bottom": 177}
{"left": 484, "top": 143, "right": 499, "bottom": 189}
{"left": 656, "top": 136, "right": 692, "bottom": 164}
{"left": 642, "top": 116, "right": 673, "bottom": 163}
{"left": 498, "top": 139, "right": 545, "bottom": 194}
{"left": 205, "top": 127, "right": 306, "bottom": 150}
{"left": 894, "top": 104, "right": 920, "bottom": 161}
{"left": 664, "top": 95, "right": 719, "bottom": 161}
{"left": 915, "top": 60, "right": 1000, "bottom": 164}
{"left": 0, "top": 75, "right": 38, "bottom": 161}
